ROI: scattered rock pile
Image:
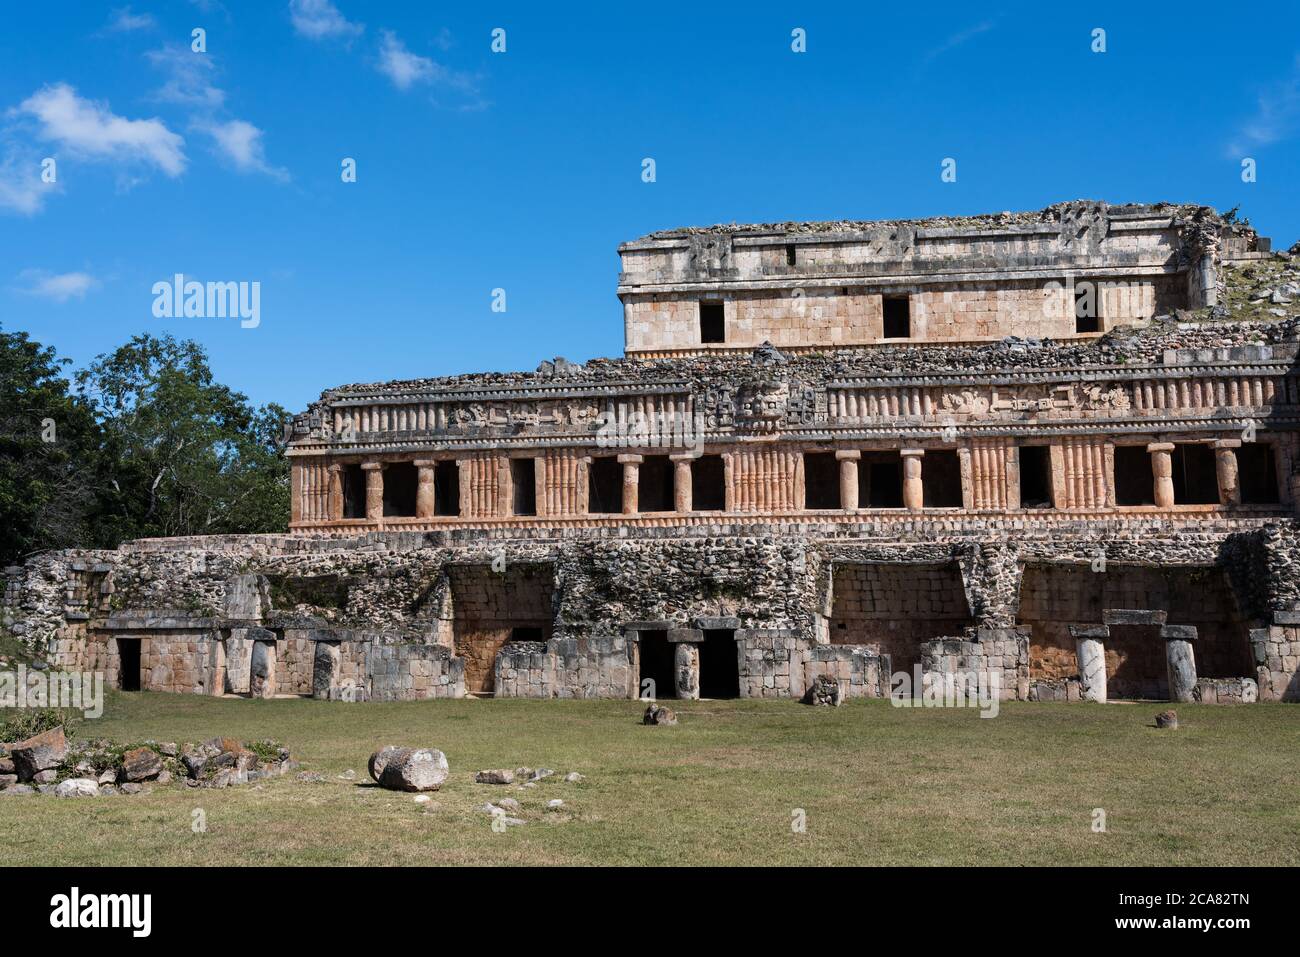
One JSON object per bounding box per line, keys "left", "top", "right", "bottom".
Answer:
{"left": 1155, "top": 709, "right": 1179, "bottom": 730}
{"left": 803, "top": 674, "right": 843, "bottom": 707}
{"left": 0, "top": 726, "right": 297, "bottom": 796}
{"left": 642, "top": 703, "right": 678, "bottom": 725}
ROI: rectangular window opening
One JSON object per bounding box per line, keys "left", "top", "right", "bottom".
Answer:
{"left": 511, "top": 458, "right": 537, "bottom": 516}
{"left": 1171, "top": 443, "right": 1219, "bottom": 505}
{"left": 1114, "top": 446, "right": 1154, "bottom": 506}
{"left": 342, "top": 464, "right": 366, "bottom": 518}
{"left": 382, "top": 462, "right": 418, "bottom": 517}
{"left": 1018, "top": 445, "right": 1053, "bottom": 508}
{"left": 638, "top": 455, "right": 674, "bottom": 512}
{"left": 434, "top": 460, "right": 460, "bottom": 516}
{"left": 859, "top": 452, "right": 904, "bottom": 508}
{"left": 587, "top": 457, "right": 623, "bottom": 514}
{"left": 1075, "top": 282, "right": 1100, "bottom": 334}
{"left": 691, "top": 454, "right": 726, "bottom": 511}
{"left": 1238, "top": 443, "right": 1280, "bottom": 504}
{"left": 803, "top": 452, "right": 839, "bottom": 510}
{"left": 922, "top": 449, "right": 962, "bottom": 508}
{"left": 883, "top": 296, "right": 910, "bottom": 339}
{"left": 699, "top": 301, "right": 725, "bottom": 344}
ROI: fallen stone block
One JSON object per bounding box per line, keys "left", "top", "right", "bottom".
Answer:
{"left": 11, "top": 726, "right": 66, "bottom": 781}
{"left": 475, "top": 769, "right": 515, "bottom": 785}
{"left": 376, "top": 748, "right": 449, "bottom": 792}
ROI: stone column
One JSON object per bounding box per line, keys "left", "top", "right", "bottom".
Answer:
{"left": 1069, "top": 625, "right": 1109, "bottom": 703}
{"left": 1148, "top": 442, "right": 1175, "bottom": 508}
{"left": 674, "top": 643, "right": 700, "bottom": 700}
{"left": 327, "top": 464, "right": 343, "bottom": 520}
{"left": 414, "top": 459, "right": 436, "bottom": 519}
{"left": 618, "top": 453, "right": 642, "bottom": 515}
{"left": 1163, "top": 625, "right": 1198, "bottom": 703}
{"left": 836, "top": 450, "right": 860, "bottom": 510}
{"left": 671, "top": 453, "right": 694, "bottom": 513}
{"left": 361, "top": 462, "right": 384, "bottom": 521}
{"left": 901, "top": 448, "right": 925, "bottom": 511}
{"left": 1213, "top": 439, "right": 1241, "bottom": 505}
{"left": 290, "top": 461, "right": 303, "bottom": 524}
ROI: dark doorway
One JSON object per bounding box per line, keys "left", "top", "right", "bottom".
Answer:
{"left": 638, "top": 630, "right": 676, "bottom": 699}
{"left": 342, "top": 464, "right": 366, "bottom": 518}
{"left": 804, "top": 452, "right": 839, "bottom": 509}
{"left": 699, "top": 301, "right": 725, "bottom": 343}
{"left": 1114, "top": 446, "right": 1154, "bottom": 505}
{"left": 1106, "top": 624, "right": 1167, "bottom": 699}
{"left": 861, "top": 452, "right": 904, "bottom": 507}
{"left": 382, "top": 462, "right": 418, "bottom": 516}
{"left": 1171, "top": 444, "right": 1218, "bottom": 505}
{"left": 638, "top": 455, "right": 674, "bottom": 512}
{"left": 883, "top": 296, "right": 911, "bottom": 339}
{"left": 691, "top": 454, "right": 726, "bottom": 511}
{"left": 698, "top": 630, "right": 740, "bottom": 698}
{"left": 509, "top": 626, "right": 544, "bottom": 643}
{"left": 1074, "top": 282, "right": 1100, "bottom": 333}
{"left": 1237, "top": 443, "right": 1280, "bottom": 504}
{"left": 511, "top": 458, "right": 537, "bottom": 515}
{"left": 434, "top": 460, "right": 460, "bottom": 516}
{"left": 118, "top": 639, "right": 141, "bottom": 691}
{"left": 588, "top": 456, "right": 623, "bottom": 513}
{"left": 922, "top": 450, "right": 962, "bottom": 507}
{"left": 1018, "top": 445, "right": 1053, "bottom": 508}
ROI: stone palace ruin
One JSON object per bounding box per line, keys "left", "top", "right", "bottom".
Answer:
{"left": 5, "top": 200, "right": 1300, "bottom": 705}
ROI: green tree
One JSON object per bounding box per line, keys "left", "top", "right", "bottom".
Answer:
{"left": 76, "top": 334, "right": 290, "bottom": 542}
{"left": 0, "top": 327, "right": 102, "bottom": 565}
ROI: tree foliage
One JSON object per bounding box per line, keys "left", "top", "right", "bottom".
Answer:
{"left": 0, "top": 328, "right": 289, "bottom": 565}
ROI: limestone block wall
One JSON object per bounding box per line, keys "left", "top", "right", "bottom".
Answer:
{"left": 917, "top": 628, "right": 1029, "bottom": 701}
{"left": 1251, "top": 626, "right": 1300, "bottom": 702}
{"left": 828, "top": 562, "right": 974, "bottom": 674}
{"left": 799, "top": 644, "right": 888, "bottom": 699}
{"left": 365, "top": 641, "right": 464, "bottom": 701}
{"left": 493, "top": 636, "right": 635, "bottom": 699}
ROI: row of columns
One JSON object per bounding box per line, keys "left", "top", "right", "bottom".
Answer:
{"left": 315, "top": 436, "right": 1257, "bottom": 522}
{"left": 1067, "top": 620, "right": 1199, "bottom": 703}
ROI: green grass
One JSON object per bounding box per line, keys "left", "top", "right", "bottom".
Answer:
{"left": 3, "top": 692, "right": 1298, "bottom": 866}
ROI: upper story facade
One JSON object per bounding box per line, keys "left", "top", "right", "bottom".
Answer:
{"left": 284, "top": 201, "right": 1295, "bottom": 536}
{"left": 617, "top": 200, "right": 1254, "bottom": 355}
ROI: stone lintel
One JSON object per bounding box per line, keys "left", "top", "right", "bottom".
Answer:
{"left": 360, "top": 461, "right": 383, "bottom": 471}
{"left": 900, "top": 448, "right": 926, "bottom": 458}
{"left": 1160, "top": 624, "right": 1198, "bottom": 641}
{"left": 668, "top": 451, "right": 700, "bottom": 462}
{"left": 1146, "top": 442, "right": 1175, "bottom": 453}
{"left": 666, "top": 628, "right": 703, "bottom": 643}
{"left": 1102, "top": 608, "right": 1168, "bottom": 626}
{"left": 1211, "top": 439, "right": 1242, "bottom": 450}
{"left": 834, "top": 449, "right": 862, "bottom": 460}
{"left": 622, "top": 620, "right": 673, "bottom": 633}
{"left": 616, "top": 454, "right": 644, "bottom": 465}
{"left": 412, "top": 458, "right": 437, "bottom": 467}
{"left": 1068, "top": 624, "right": 1110, "bottom": 639}
{"left": 693, "top": 616, "right": 741, "bottom": 631}
{"left": 1271, "top": 610, "right": 1300, "bottom": 625}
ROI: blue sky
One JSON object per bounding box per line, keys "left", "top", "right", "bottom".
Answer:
{"left": 2, "top": 1, "right": 1299, "bottom": 412}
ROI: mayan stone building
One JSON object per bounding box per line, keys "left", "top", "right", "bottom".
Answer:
{"left": 6, "top": 200, "right": 1300, "bottom": 705}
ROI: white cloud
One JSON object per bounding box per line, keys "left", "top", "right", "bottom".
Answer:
{"left": 377, "top": 30, "right": 434, "bottom": 90}
{"left": 0, "top": 149, "right": 58, "bottom": 215}
{"left": 107, "top": 6, "right": 157, "bottom": 32}
{"left": 15, "top": 83, "right": 185, "bottom": 176}
{"left": 146, "top": 45, "right": 226, "bottom": 110}
{"left": 195, "top": 119, "right": 289, "bottom": 180}
{"left": 15, "top": 269, "right": 100, "bottom": 302}
{"left": 1228, "top": 54, "right": 1300, "bottom": 155}
{"left": 290, "top": 0, "right": 363, "bottom": 41}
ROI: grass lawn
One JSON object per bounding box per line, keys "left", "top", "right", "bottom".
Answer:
{"left": 2, "top": 692, "right": 1298, "bottom": 866}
